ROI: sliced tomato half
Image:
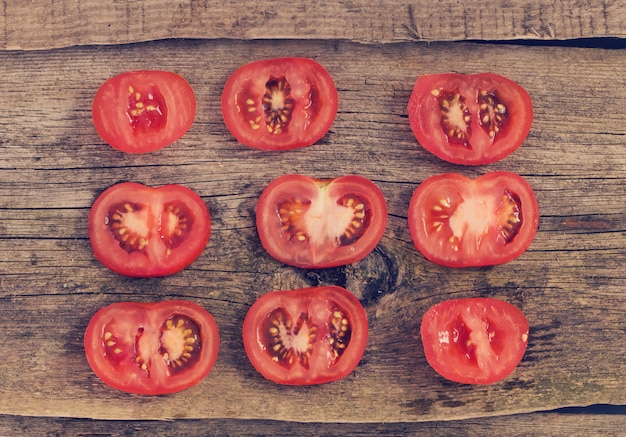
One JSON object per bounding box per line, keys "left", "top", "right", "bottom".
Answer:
{"left": 221, "top": 57, "right": 338, "bottom": 150}
{"left": 408, "top": 172, "right": 539, "bottom": 267}
{"left": 242, "top": 286, "right": 368, "bottom": 385}
{"left": 256, "top": 174, "right": 388, "bottom": 268}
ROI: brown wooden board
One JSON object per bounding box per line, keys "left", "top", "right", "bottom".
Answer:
{"left": 0, "top": 39, "right": 625, "bottom": 423}
{"left": 1, "top": 0, "right": 625, "bottom": 50}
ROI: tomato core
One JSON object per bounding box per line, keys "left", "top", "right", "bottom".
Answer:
{"left": 127, "top": 84, "right": 167, "bottom": 133}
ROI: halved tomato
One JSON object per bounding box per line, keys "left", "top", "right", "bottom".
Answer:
{"left": 84, "top": 300, "right": 220, "bottom": 395}
{"left": 221, "top": 58, "right": 338, "bottom": 150}
{"left": 92, "top": 70, "right": 196, "bottom": 153}
{"left": 408, "top": 172, "right": 539, "bottom": 267}
{"left": 421, "top": 297, "right": 529, "bottom": 384}
{"left": 408, "top": 73, "right": 533, "bottom": 165}
{"left": 88, "top": 182, "right": 210, "bottom": 277}
{"left": 242, "top": 286, "right": 368, "bottom": 385}
{"left": 256, "top": 174, "right": 388, "bottom": 269}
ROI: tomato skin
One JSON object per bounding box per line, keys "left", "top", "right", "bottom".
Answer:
{"left": 408, "top": 172, "right": 538, "bottom": 267}
{"left": 88, "top": 182, "right": 210, "bottom": 277}
{"left": 242, "top": 286, "right": 368, "bottom": 385}
{"left": 221, "top": 58, "right": 338, "bottom": 150}
{"left": 92, "top": 70, "right": 196, "bottom": 154}
{"left": 256, "top": 174, "right": 388, "bottom": 269}
{"left": 84, "top": 300, "right": 220, "bottom": 395}
{"left": 421, "top": 298, "right": 529, "bottom": 384}
{"left": 408, "top": 73, "right": 533, "bottom": 165}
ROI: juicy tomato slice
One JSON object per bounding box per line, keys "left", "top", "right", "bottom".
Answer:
{"left": 221, "top": 58, "right": 338, "bottom": 150}
{"left": 92, "top": 70, "right": 196, "bottom": 153}
{"left": 408, "top": 73, "right": 533, "bottom": 165}
{"left": 408, "top": 172, "right": 539, "bottom": 267}
{"left": 242, "top": 286, "right": 368, "bottom": 385}
{"left": 256, "top": 174, "right": 388, "bottom": 269}
{"left": 88, "top": 182, "right": 211, "bottom": 277}
{"left": 421, "top": 297, "right": 529, "bottom": 384}
{"left": 84, "top": 300, "right": 220, "bottom": 395}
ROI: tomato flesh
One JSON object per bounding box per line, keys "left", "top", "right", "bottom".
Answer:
{"left": 420, "top": 298, "right": 529, "bottom": 384}
{"left": 408, "top": 172, "right": 538, "bottom": 267}
{"left": 222, "top": 58, "right": 338, "bottom": 150}
{"left": 408, "top": 73, "right": 533, "bottom": 165}
{"left": 242, "top": 286, "right": 368, "bottom": 385}
{"left": 88, "top": 182, "right": 210, "bottom": 277}
{"left": 256, "top": 174, "right": 388, "bottom": 268}
{"left": 92, "top": 70, "right": 196, "bottom": 154}
{"left": 84, "top": 300, "right": 220, "bottom": 395}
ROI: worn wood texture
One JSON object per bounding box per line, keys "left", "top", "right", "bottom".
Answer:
{"left": 1, "top": 0, "right": 625, "bottom": 50}
{"left": 1, "top": 411, "right": 626, "bottom": 436}
{"left": 0, "top": 39, "right": 625, "bottom": 423}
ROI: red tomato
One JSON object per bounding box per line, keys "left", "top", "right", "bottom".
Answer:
{"left": 242, "top": 286, "right": 368, "bottom": 385}
{"left": 84, "top": 300, "right": 220, "bottom": 395}
{"left": 88, "top": 182, "right": 210, "bottom": 277}
{"left": 92, "top": 70, "right": 196, "bottom": 153}
{"left": 221, "top": 58, "right": 338, "bottom": 150}
{"left": 420, "top": 298, "right": 529, "bottom": 384}
{"left": 408, "top": 172, "right": 538, "bottom": 268}
{"left": 256, "top": 174, "right": 388, "bottom": 269}
{"left": 408, "top": 73, "right": 533, "bottom": 165}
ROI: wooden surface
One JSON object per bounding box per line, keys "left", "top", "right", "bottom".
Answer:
{"left": 0, "top": 0, "right": 625, "bottom": 434}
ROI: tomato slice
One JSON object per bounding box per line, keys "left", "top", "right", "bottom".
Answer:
{"left": 242, "top": 286, "right": 368, "bottom": 385}
{"left": 88, "top": 182, "right": 211, "bottom": 277}
{"left": 256, "top": 174, "right": 388, "bottom": 269}
{"left": 221, "top": 58, "right": 338, "bottom": 150}
{"left": 408, "top": 172, "right": 539, "bottom": 267}
{"left": 84, "top": 300, "right": 220, "bottom": 395}
{"left": 408, "top": 73, "right": 533, "bottom": 165}
{"left": 92, "top": 70, "right": 196, "bottom": 153}
{"left": 420, "top": 298, "right": 529, "bottom": 384}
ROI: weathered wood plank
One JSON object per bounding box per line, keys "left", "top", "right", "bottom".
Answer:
{"left": 0, "top": 40, "right": 625, "bottom": 422}
{"left": 1, "top": 0, "right": 625, "bottom": 50}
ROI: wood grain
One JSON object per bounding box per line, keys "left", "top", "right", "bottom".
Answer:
{"left": 1, "top": 0, "right": 625, "bottom": 50}
{"left": 0, "top": 39, "right": 625, "bottom": 423}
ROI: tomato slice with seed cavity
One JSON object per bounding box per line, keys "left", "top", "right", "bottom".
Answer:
{"left": 408, "top": 72, "right": 533, "bottom": 165}
{"left": 92, "top": 70, "right": 196, "bottom": 154}
{"left": 408, "top": 172, "right": 539, "bottom": 267}
{"left": 256, "top": 174, "right": 388, "bottom": 269}
{"left": 221, "top": 58, "right": 338, "bottom": 150}
{"left": 84, "top": 300, "right": 219, "bottom": 395}
{"left": 242, "top": 286, "right": 368, "bottom": 385}
{"left": 88, "top": 182, "right": 211, "bottom": 277}
{"left": 421, "top": 297, "right": 529, "bottom": 384}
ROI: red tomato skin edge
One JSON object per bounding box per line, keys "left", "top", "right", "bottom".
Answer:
{"left": 420, "top": 298, "right": 529, "bottom": 385}
{"left": 221, "top": 57, "right": 338, "bottom": 150}
{"left": 408, "top": 72, "right": 533, "bottom": 165}
{"left": 409, "top": 172, "right": 539, "bottom": 268}
{"left": 242, "top": 286, "right": 368, "bottom": 386}
{"left": 92, "top": 70, "right": 196, "bottom": 154}
{"left": 84, "top": 300, "right": 220, "bottom": 395}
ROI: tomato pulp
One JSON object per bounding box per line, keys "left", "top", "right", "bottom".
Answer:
{"left": 420, "top": 297, "right": 529, "bottom": 384}
{"left": 408, "top": 172, "right": 539, "bottom": 267}
{"left": 88, "top": 182, "right": 211, "bottom": 277}
{"left": 256, "top": 174, "right": 388, "bottom": 268}
{"left": 242, "top": 286, "right": 368, "bottom": 385}
{"left": 221, "top": 58, "right": 338, "bottom": 150}
{"left": 92, "top": 70, "right": 196, "bottom": 153}
{"left": 84, "top": 300, "right": 220, "bottom": 395}
{"left": 408, "top": 73, "right": 533, "bottom": 165}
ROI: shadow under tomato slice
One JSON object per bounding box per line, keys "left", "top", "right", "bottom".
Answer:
{"left": 256, "top": 174, "right": 388, "bottom": 269}
{"left": 242, "top": 286, "right": 368, "bottom": 385}
{"left": 84, "top": 300, "right": 220, "bottom": 395}
{"left": 408, "top": 171, "right": 538, "bottom": 268}
{"left": 88, "top": 182, "right": 211, "bottom": 277}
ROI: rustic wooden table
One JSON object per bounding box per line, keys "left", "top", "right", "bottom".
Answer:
{"left": 1, "top": 1, "right": 625, "bottom": 435}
